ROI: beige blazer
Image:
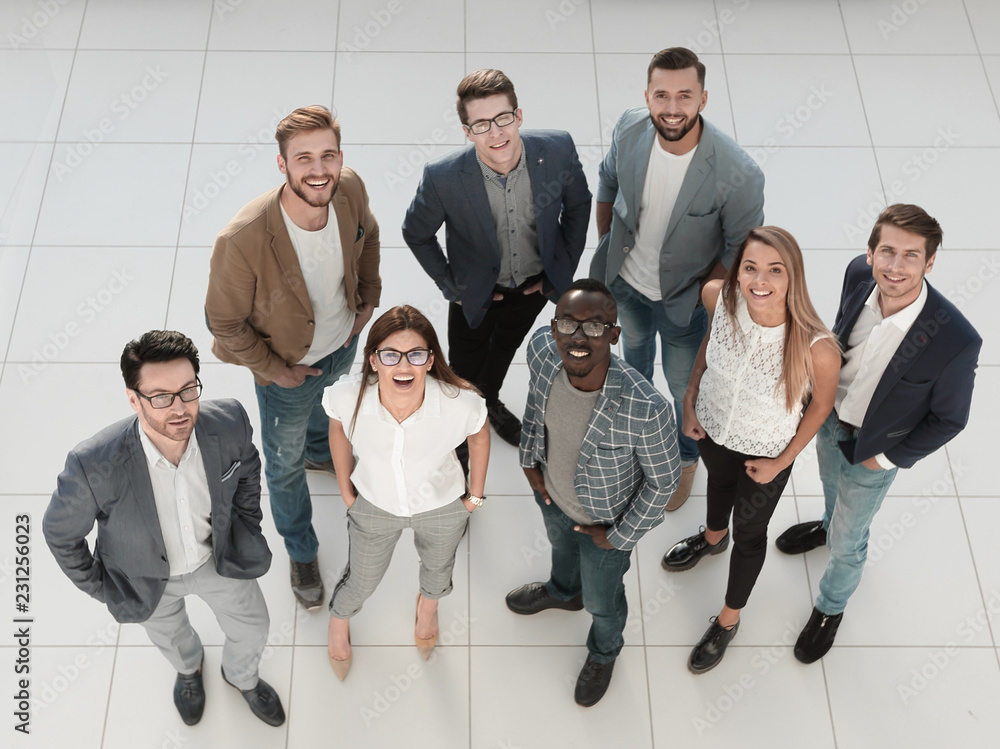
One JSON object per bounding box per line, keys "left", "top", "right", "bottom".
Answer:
{"left": 205, "top": 167, "right": 381, "bottom": 385}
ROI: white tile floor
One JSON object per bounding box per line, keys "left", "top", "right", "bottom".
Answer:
{"left": 1, "top": 0, "right": 997, "bottom": 747}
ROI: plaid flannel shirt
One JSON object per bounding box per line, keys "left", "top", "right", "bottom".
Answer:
{"left": 519, "top": 327, "right": 681, "bottom": 550}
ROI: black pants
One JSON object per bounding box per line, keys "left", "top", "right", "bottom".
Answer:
{"left": 447, "top": 291, "right": 548, "bottom": 404}
{"left": 699, "top": 433, "right": 793, "bottom": 610}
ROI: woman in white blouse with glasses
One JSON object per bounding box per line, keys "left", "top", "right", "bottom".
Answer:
{"left": 661, "top": 227, "right": 840, "bottom": 673}
{"left": 322, "top": 305, "right": 489, "bottom": 680}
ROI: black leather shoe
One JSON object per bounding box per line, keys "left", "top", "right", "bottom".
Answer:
{"left": 661, "top": 527, "right": 730, "bottom": 571}
{"left": 794, "top": 607, "right": 843, "bottom": 664}
{"left": 688, "top": 617, "right": 739, "bottom": 674}
{"left": 173, "top": 657, "right": 205, "bottom": 726}
{"left": 574, "top": 655, "right": 615, "bottom": 707}
{"left": 776, "top": 520, "right": 827, "bottom": 554}
{"left": 487, "top": 400, "right": 522, "bottom": 446}
{"left": 505, "top": 582, "right": 583, "bottom": 615}
{"left": 222, "top": 667, "right": 286, "bottom": 726}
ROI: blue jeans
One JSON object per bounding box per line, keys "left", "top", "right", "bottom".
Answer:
{"left": 534, "top": 492, "right": 632, "bottom": 664}
{"left": 814, "top": 412, "right": 898, "bottom": 615}
{"left": 609, "top": 276, "right": 706, "bottom": 463}
{"left": 254, "top": 338, "right": 358, "bottom": 563}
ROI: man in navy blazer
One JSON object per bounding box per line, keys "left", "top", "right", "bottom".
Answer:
{"left": 403, "top": 69, "right": 591, "bottom": 446}
{"left": 590, "top": 47, "right": 764, "bottom": 512}
{"left": 43, "top": 331, "right": 284, "bottom": 727}
{"left": 775, "top": 205, "right": 981, "bottom": 663}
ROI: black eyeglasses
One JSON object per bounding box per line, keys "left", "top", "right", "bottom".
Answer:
{"left": 552, "top": 317, "right": 615, "bottom": 338}
{"left": 374, "top": 348, "right": 431, "bottom": 366}
{"left": 133, "top": 379, "right": 203, "bottom": 409}
{"left": 466, "top": 111, "right": 517, "bottom": 135}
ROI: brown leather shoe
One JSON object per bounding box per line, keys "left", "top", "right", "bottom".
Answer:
{"left": 665, "top": 461, "right": 698, "bottom": 512}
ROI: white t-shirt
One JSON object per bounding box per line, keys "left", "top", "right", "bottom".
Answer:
{"left": 620, "top": 140, "right": 698, "bottom": 301}
{"left": 322, "top": 373, "right": 488, "bottom": 517}
{"left": 280, "top": 202, "right": 355, "bottom": 365}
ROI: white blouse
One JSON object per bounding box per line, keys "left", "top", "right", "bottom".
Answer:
{"left": 322, "top": 373, "right": 487, "bottom": 517}
{"left": 696, "top": 295, "right": 806, "bottom": 458}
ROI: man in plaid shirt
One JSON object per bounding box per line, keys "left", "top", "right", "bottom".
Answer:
{"left": 506, "top": 278, "right": 681, "bottom": 706}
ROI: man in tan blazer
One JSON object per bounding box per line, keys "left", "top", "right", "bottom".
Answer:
{"left": 206, "top": 105, "right": 381, "bottom": 609}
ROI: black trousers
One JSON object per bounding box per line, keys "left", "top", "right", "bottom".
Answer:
{"left": 447, "top": 291, "right": 548, "bottom": 405}
{"left": 699, "top": 433, "right": 793, "bottom": 610}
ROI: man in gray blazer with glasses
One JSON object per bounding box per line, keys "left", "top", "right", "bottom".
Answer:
{"left": 43, "top": 330, "right": 284, "bottom": 728}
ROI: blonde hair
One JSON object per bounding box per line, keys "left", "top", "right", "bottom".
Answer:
{"left": 720, "top": 226, "right": 838, "bottom": 412}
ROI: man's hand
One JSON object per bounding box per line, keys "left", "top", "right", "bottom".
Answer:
{"left": 344, "top": 303, "right": 375, "bottom": 347}
{"left": 273, "top": 364, "right": 321, "bottom": 388}
{"left": 522, "top": 280, "right": 543, "bottom": 295}
{"left": 574, "top": 524, "right": 615, "bottom": 550}
{"left": 522, "top": 466, "right": 551, "bottom": 504}
{"left": 861, "top": 456, "right": 885, "bottom": 471}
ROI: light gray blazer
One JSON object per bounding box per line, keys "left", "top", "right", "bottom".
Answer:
{"left": 590, "top": 109, "right": 765, "bottom": 327}
{"left": 43, "top": 399, "right": 271, "bottom": 623}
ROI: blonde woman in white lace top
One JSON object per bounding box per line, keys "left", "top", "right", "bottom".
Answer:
{"left": 660, "top": 226, "right": 840, "bottom": 674}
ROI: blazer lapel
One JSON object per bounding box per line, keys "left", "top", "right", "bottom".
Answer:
{"left": 266, "top": 186, "right": 314, "bottom": 315}
{"left": 460, "top": 149, "right": 501, "bottom": 262}
{"left": 122, "top": 421, "right": 165, "bottom": 546}
{"left": 834, "top": 281, "right": 873, "bottom": 350}
{"left": 627, "top": 125, "right": 655, "bottom": 228}
{"left": 661, "top": 117, "right": 713, "bottom": 247}
{"left": 577, "top": 363, "right": 622, "bottom": 472}
{"left": 196, "top": 420, "right": 223, "bottom": 517}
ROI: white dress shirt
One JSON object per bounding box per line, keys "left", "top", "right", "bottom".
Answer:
{"left": 836, "top": 280, "right": 928, "bottom": 468}
{"left": 323, "top": 374, "right": 487, "bottom": 517}
{"left": 138, "top": 427, "right": 214, "bottom": 576}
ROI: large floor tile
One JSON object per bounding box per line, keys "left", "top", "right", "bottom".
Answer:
{"left": 925, "top": 248, "right": 1000, "bottom": 366}
{"left": 337, "top": 0, "right": 464, "bottom": 53}
{"left": 966, "top": 0, "right": 1000, "bottom": 54}
{"left": 57, "top": 50, "right": 203, "bottom": 143}
{"left": 467, "top": 0, "right": 593, "bottom": 53}
{"left": 727, "top": 55, "right": 869, "bottom": 147}
{"left": 287, "top": 645, "right": 468, "bottom": 748}
{"left": 840, "top": 0, "right": 978, "bottom": 54}
{"left": 592, "top": 0, "right": 721, "bottom": 54}
{"left": 0, "top": 246, "right": 29, "bottom": 352}
{"left": 0, "top": 143, "right": 52, "bottom": 245}
{"left": 855, "top": 55, "right": 1000, "bottom": 147}
{"left": 0, "top": 0, "right": 86, "bottom": 50}
{"left": 958, "top": 496, "right": 1000, "bottom": 632}
{"left": 78, "top": 0, "right": 212, "bottom": 50}
{"left": 207, "top": 0, "right": 340, "bottom": 51}
{"left": 824, "top": 647, "right": 1000, "bottom": 748}
{"left": 946, "top": 367, "right": 1000, "bottom": 497}
{"left": 646, "top": 645, "right": 836, "bottom": 748}
{"left": 471, "top": 646, "right": 652, "bottom": 748}
{"left": 35, "top": 144, "right": 189, "bottom": 246}
{"left": 719, "top": 0, "right": 849, "bottom": 54}
{"left": 0, "top": 49, "right": 73, "bottom": 141}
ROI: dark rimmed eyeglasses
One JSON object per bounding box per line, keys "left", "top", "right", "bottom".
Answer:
{"left": 552, "top": 317, "right": 615, "bottom": 338}
{"left": 374, "top": 348, "right": 431, "bottom": 366}
{"left": 132, "top": 379, "right": 203, "bottom": 409}
{"left": 465, "top": 111, "right": 517, "bottom": 135}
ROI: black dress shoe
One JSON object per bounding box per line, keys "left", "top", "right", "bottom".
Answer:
{"left": 574, "top": 655, "right": 615, "bottom": 707}
{"left": 776, "top": 520, "right": 827, "bottom": 554}
{"left": 173, "top": 658, "right": 205, "bottom": 726}
{"left": 688, "top": 617, "right": 739, "bottom": 674}
{"left": 661, "top": 527, "right": 730, "bottom": 571}
{"left": 487, "top": 400, "right": 522, "bottom": 447}
{"left": 794, "top": 607, "right": 843, "bottom": 664}
{"left": 505, "top": 582, "right": 584, "bottom": 615}
{"left": 222, "top": 668, "right": 286, "bottom": 726}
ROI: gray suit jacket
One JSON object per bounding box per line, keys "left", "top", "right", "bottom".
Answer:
{"left": 402, "top": 130, "right": 592, "bottom": 328}
{"left": 590, "top": 109, "right": 764, "bottom": 327}
{"left": 43, "top": 399, "right": 271, "bottom": 623}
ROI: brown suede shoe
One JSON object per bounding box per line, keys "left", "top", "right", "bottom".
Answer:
{"left": 665, "top": 461, "right": 698, "bottom": 512}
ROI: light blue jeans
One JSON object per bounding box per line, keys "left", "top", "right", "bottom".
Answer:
{"left": 254, "top": 338, "right": 358, "bottom": 564}
{"left": 815, "top": 412, "right": 898, "bottom": 615}
{"left": 609, "top": 276, "right": 707, "bottom": 463}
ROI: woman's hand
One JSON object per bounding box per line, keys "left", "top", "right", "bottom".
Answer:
{"left": 461, "top": 497, "right": 478, "bottom": 513}
{"left": 744, "top": 457, "right": 787, "bottom": 485}
{"left": 682, "top": 400, "right": 706, "bottom": 441}
{"left": 343, "top": 493, "right": 357, "bottom": 509}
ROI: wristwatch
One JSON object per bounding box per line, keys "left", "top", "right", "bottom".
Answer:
{"left": 462, "top": 492, "right": 486, "bottom": 508}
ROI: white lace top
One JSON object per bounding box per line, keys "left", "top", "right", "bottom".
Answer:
{"left": 696, "top": 295, "right": 805, "bottom": 458}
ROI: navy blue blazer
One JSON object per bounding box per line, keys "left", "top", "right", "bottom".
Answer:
{"left": 834, "top": 255, "right": 981, "bottom": 468}
{"left": 402, "top": 130, "right": 592, "bottom": 328}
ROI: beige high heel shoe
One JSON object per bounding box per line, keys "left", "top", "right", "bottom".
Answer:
{"left": 328, "top": 621, "right": 352, "bottom": 681}
{"left": 414, "top": 593, "right": 438, "bottom": 660}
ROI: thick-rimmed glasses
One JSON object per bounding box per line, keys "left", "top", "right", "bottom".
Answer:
{"left": 133, "top": 379, "right": 203, "bottom": 409}
{"left": 466, "top": 111, "right": 517, "bottom": 135}
{"left": 552, "top": 317, "right": 615, "bottom": 338}
{"left": 374, "top": 348, "right": 431, "bottom": 366}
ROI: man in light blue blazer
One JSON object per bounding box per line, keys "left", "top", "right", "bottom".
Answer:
{"left": 403, "top": 69, "right": 591, "bottom": 447}
{"left": 43, "top": 331, "right": 284, "bottom": 727}
{"left": 590, "top": 47, "right": 764, "bottom": 511}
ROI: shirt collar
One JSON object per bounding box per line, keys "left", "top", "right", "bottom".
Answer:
{"left": 360, "top": 375, "right": 443, "bottom": 423}
{"left": 864, "top": 279, "right": 928, "bottom": 331}
{"left": 137, "top": 422, "right": 199, "bottom": 469}
{"left": 475, "top": 146, "right": 526, "bottom": 182}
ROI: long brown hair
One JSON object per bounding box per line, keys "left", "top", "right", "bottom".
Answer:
{"left": 720, "top": 226, "right": 838, "bottom": 412}
{"left": 348, "top": 305, "right": 477, "bottom": 436}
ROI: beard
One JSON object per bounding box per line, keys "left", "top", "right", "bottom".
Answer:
{"left": 288, "top": 175, "right": 339, "bottom": 208}
{"left": 650, "top": 112, "right": 700, "bottom": 143}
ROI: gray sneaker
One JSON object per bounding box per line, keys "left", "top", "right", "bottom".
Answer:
{"left": 304, "top": 458, "right": 336, "bottom": 477}
{"left": 289, "top": 557, "right": 324, "bottom": 609}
